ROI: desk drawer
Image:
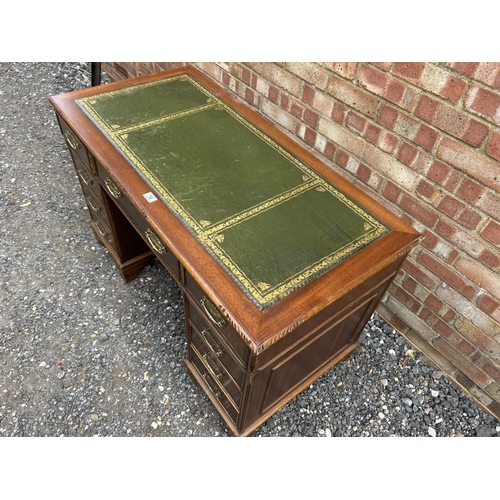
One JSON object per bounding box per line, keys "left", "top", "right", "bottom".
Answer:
{"left": 89, "top": 210, "right": 115, "bottom": 250}
{"left": 190, "top": 344, "right": 239, "bottom": 425}
{"left": 72, "top": 152, "right": 103, "bottom": 202}
{"left": 190, "top": 330, "right": 242, "bottom": 407}
{"left": 185, "top": 272, "right": 249, "bottom": 363}
{"left": 189, "top": 301, "right": 245, "bottom": 389}
{"left": 58, "top": 117, "right": 91, "bottom": 169}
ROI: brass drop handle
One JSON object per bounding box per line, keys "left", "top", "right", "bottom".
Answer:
{"left": 201, "top": 328, "right": 223, "bottom": 357}
{"left": 202, "top": 374, "right": 221, "bottom": 398}
{"left": 86, "top": 197, "right": 100, "bottom": 213}
{"left": 200, "top": 297, "right": 226, "bottom": 328}
{"left": 94, "top": 221, "right": 107, "bottom": 237}
{"left": 105, "top": 177, "right": 122, "bottom": 199}
{"left": 145, "top": 228, "right": 166, "bottom": 254}
{"left": 65, "top": 130, "right": 80, "bottom": 150}
{"left": 203, "top": 353, "right": 223, "bottom": 379}
{"left": 77, "top": 169, "right": 93, "bottom": 186}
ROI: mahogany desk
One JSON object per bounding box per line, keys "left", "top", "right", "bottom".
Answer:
{"left": 49, "top": 67, "right": 420, "bottom": 436}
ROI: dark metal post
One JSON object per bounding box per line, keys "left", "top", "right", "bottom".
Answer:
{"left": 91, "top": 62, "right": 101, "bottom": 87}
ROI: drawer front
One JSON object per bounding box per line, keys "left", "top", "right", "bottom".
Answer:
{"left": 89, "top": 210, "right": 115, "bottom": 250}
{"left": 81, "top": 183, "right": 110, "bottom": 229}
{"left": 189, "top": 301, "right": 245, "bottom": 388}
{"left": 95, "top": 159, "right": 180, "bottom": 279}
{"left": 72, "top": 151, "right": 103, "bottom": 202}
{"left": 190, "top": 331, "right": 242, "bottom": 407}
{"left": 185, "top": 272, "right": 249, "bottom": 363}
{"left": 58, "top": 117, "right": 90, "bottom": 168}
{"left": 190, "top": 345, "right": 239, "bottom": 424}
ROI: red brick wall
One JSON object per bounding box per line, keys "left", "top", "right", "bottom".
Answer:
{"left": 102, "top": 62, "right": 500, "bottom": 418}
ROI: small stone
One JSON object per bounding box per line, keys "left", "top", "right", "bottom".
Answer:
{"left": 90, "top": 414, "right": 99, "bottom": 421}
{"left": 151, "top": 421, "right": 158, "bottom": 429}
{"left": 428, "top": 427, "right": 436, "bottom": 437}
{"left": 325, "top": 428, "right": 332, "bottom": 437}
{"left": 402, "top": 398, "right": 413, "bottom": 407}
{"left": 431, "top": 389, "right": 439, "bottom": 397}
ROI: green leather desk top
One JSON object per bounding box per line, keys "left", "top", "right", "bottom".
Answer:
{"left": 76, "top": 75, "right": 389, "bottom": 310}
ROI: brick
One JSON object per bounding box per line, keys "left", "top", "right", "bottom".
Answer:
{"left": 465, "top": 86, "right": 500, "bottom": 125}
{"left": 486, "top": 130, "right": 500, "bottom": 161}
{"left": 476, "top": 189, "right": 500, "bottom": 220}
{"left": 438, "top": 137, "right": 500, "bottom": 191}
{"left": 457, "top": 178, "right": 485, "bottom": 204}
{"left": 268, "top": 85, "right": 279, "bottom": 103}
{"left": 323, "top": 141, "right": 336, "bottom": 160}
{"left": 418, "top": 250, "right": 476, "bottom": 300}
{"left": 451, "top": 62, "right": 480, "bottom": 78}
{"left": 400, "top": 193, "right": 440, "bottom": 228}
{"left": 379, "top": 131, "right": 399, "bottom": 153}
{"left": 263, "top": 64, "right": 303, "bottom": 97}
{"left": 475, "top": 62, "right": 500, "bottom": 88}
{"left": 335, "top": 149, "right": 349, "bottom": 168}
{"left": 261, "top": 98, "right": 299, "bottom": 134}
{"left": 371, "top": 63, "right": 392, "bottom": 71}
{"left": 440, "top": 75, "right": 468, "bottom": 104}
{"left": 416, "top": 179, "right": 438, "bottom": 201}
{"left": 311, "top": 91, "right": 335, "bottom": 117}
{"left": 433, "top": 104, "right": 468, "bottom": 138}
{"left": 303, "top": 108, "right": 319, "bottom": 129}
{"left": 303, "top": 127, "right": 317, "bottom": 146}
{"left": 290, "top": 102, "right": 303, "bottom": 119}
{"left": 281, "top": 94, "right": 289, "bottom": 109}
{"left": 462, "top": 119, "right": 490, "bottom": 147}
{"left": 420, "top": 229, "right": 439, "bottom": 251}
{"left": 383, "top": 180, "right": 402, "bottom": 202}
{"left": 397, "top": 142, "right": 419, "bottom": 166}
{"left": 332, "top": 102, "right": 346, "bottom": 123}
{"left": 478, "top": 249, "right": 500, "bottom": 269}
{"left": 433, "top": 337, "right": 491, "bottom": 386}
{"left": 425, "top": 293, "right": 445, "bottom": 314}
{"left": 458, "top": 208, "right": 482, "bottom": 230}
{"left": 346, "top": 111, "right": 366, "bottom": 133}
{"left": 480, "top": 220, "right": 500, "bottom": 246}
{"left": 327, "top": 75, "right": 380, "bottom": 118}
{"left": 402, "top": 258, "right": 440, "bottom": 290}
{"left": 364, "top": 123, "right": 381, "bottom": 145}
{"left": 393, "top": 62, "right": 425, "bottom": 80}
{"left": 434, "top": 319, "right": 477, "bottom": 357}
{"left": 302, "top": 85, "right": 315, "bottom": 106}
{"left": 415, "top": 95, "right": 438, "bottom": 122}
{"left": 427, "top": 160, "right": 451, "bottom": 185}
{"left": 393, "top": 113, "right": 420, "bottom": 141}
{"left": 394, "top": 284, "right": 420, "bottom": 313}
{"left": 378, "top": 104, "right": 399, "bottom": 129}
{"left": 477, "top": 293, "right": 500, "bottom": 315}
{"left": 285, "top": 62, "right": 329, "bottom": 90}
{"left": 321, "top": 62, "right": 359, "bottom": 80}
{"left": 437, "top": 194, "right": 465, "bottom": 218}
{"left": 318, "top": 118, "right": 367, "bottom": 158}
{"left": 456, "top": 256, "right": 500, "bottom": 300}
{"left": 363, "top": 144, "right": 419, "bottom": 191}
{"left": 414, "top": 124, "right": 440, "bottom": 151}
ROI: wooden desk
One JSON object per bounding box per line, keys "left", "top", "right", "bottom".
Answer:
{"left": 49, "top": 67, "right": 420, "bottom": 436}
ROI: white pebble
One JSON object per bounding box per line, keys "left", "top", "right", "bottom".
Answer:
{"left": 428, "top": 427, "right": 436, "bottom": 437}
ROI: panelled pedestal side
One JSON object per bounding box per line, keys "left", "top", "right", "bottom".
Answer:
{"left": 49, "top": 67, "right": 420, "bottom": 437}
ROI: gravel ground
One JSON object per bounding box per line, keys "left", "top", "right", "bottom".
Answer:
{"left": 1, "top": 61, "right": 500, "bottom": 439}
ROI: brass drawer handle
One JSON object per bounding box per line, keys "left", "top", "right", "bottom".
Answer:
{"left": 77, "top": 169, "right": 93, "bottom": 186}
{"left": 202, "top": 374, "right": 221, "bottom": 398}
{"left": 105, "top": 177, "right": 122, "bottom": 199}
{"left": 65, "top": 130, "right": 80, "bottom": 150}
{"left": 145, "top": 228, "right": 166, "bottom": 254}
{"left": 201, "top": 328, "right": 223, "bottom": 357}
{"left": 200, "top": 297, "right": 226, "bottom": 328}
{"left": 94, "top": 221, "right": 107, "bottom": 237}
{"left": 203, "top": 353, "right": 223, "bottom": 379}
{"left": 86, "top": 196, "right": 101, "bottom": 213}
